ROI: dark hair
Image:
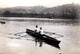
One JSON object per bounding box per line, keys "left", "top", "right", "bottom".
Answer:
{"left": 36, "top": 25, "right": 38, "bottom": 28}
{"left": 40, "top": 27, "right": 42, "bottom": 30}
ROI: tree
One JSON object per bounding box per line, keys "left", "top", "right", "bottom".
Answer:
{"left": 61, "top": 5, "right": 77, "bottom": 19}
{"left": 3, "top": 11, "right": 11, "bottom": 17}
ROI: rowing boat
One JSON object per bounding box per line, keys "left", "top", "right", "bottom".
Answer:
{"left": 0, "top": 21, "right": 5, "bottom": 24}
{"left": 26, "top": 29, "right": 61, "bottom": 49}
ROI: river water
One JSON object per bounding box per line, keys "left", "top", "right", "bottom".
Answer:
{"left": 0, "top": 17, "right": 80, "bottom": 54}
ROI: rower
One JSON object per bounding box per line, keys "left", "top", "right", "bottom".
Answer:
{"left": 39, "top": 27, "right": 44, "bottom": 35}
{"left": 38, "top": 27, "right": 44, "bottom": 47}
{"left": 35, "top": 25, "right": 39, "bottom": 46}
{"left": 35, "top": 25, "right": 39, "bottom": 33}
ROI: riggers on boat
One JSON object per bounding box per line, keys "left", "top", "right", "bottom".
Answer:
{"left": 26, "top": 29, "right": 61, "bottom": 49}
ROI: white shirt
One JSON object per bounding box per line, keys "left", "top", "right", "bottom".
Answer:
{"left": 39, "top": 30, "right": 44, "bottom": 34}
{"left": 35, "top": 28, "right": 39, "bottom": 32}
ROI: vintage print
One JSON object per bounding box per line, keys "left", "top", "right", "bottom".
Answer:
{"left": 0, "top": 0, "right": 80, "bottom": 54}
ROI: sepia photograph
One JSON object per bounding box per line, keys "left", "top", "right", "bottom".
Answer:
{"left": 0, "top": 0, "right": 80, "bottom": 54}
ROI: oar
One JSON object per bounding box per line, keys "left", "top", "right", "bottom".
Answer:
{"left": 8, "top": 34, "right": 29, "bottom": 39}
{"left": 53, "top": 33, "right": 63, "bottom": 37}
{"left": 44, "top": 31, "right": 53, "bottom": 34}
{"left": 7, "top": 33, "right": 21, "bottom": 36}
{"left": 7, "top": 33, "right": 26, "bottom": 37}
{"left": 44, "top": 31, "right": 63, "bottom": 37}
{"left": 14, "top": 32, "right": 26, "bottom": 35}
{"left": 20, "top": 35, "right": 30, "bottom": 38}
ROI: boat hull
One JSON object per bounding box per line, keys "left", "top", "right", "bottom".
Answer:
{"left": 26, "top": 29, "right": 61, "bottom": 49}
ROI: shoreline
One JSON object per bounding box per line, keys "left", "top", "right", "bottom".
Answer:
{"left": 0, "top": 17, "right": 79, "bottom": 21}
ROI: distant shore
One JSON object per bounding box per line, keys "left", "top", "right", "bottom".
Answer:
{"left": 0, "top": 17, "right": 79, "bottom": 22}
{"left": 0, "top": 4, "right": 79, "bottom": 19}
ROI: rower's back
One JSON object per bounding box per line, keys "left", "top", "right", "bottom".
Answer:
{"left": 39, "top": 27, "right": 44, "bottom": 34}
{"left": 35, "top": 25, "right": 39, "bottom": 32}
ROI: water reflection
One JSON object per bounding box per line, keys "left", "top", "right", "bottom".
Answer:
{"left": 0, "top": 18, "right": 80, "bottom": 54}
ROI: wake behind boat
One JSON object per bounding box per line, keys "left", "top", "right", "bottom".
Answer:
{"left": 26, "top": 29, "right": 61, "bottom": 49}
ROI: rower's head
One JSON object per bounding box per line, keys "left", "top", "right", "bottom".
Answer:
{"left": 40, "top": 27, "right": 42, "bottom": 30}
{"left": 36, "top": 25, "right": 38, "bottom": 28}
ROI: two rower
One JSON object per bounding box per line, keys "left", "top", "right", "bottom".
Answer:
{"left": 35, "top": 25, "right": 43, "bottom": 47}
{"left": 35, "top": 25, "right": 44, "bottom": 35}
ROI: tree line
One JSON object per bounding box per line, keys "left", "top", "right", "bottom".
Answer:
{"left": 0, "top": 4, "right": 79, "bottom": 19}
{"left": 1, "top": 11, "right": 56, "bottom": 18}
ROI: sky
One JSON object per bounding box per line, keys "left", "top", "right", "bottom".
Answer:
{"left": 0, "top": 0, "right": 80, "bottom": 8}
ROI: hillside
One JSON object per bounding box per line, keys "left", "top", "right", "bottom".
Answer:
{"left": 0, "top": 4, "right": 80, "bottom": 19}
{"left": 0, "top": 6, "right": 46, "bottom": 14}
